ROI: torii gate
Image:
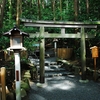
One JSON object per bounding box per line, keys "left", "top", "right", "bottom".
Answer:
{"left": 21, "top": 19, "right": 97, "bottom": 83}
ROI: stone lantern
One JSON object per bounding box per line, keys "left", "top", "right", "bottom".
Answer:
{"left": 3, "top": 26, "right": 29, "bottom": 100}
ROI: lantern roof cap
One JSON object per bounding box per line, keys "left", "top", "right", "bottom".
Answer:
{"left": 3, "top": 26, "right": 29, "bottom": 37}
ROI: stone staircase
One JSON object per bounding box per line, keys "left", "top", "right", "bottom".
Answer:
{"left": 45, "top": 60, "right": 71, "bottom": 77}
{"left": 29, "top": 56, "right": 71, "bottom": 78}
{"left": 28, "top": 48, "right": 72, "bottom": 78}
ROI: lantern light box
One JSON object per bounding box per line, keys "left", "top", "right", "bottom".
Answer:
{"left": 3, "top": 26, "right": 29, "bottom": 50}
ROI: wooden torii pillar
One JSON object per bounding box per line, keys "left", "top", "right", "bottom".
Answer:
{"left": 21, "top": 19, "right": 97, "bottom": 83}
{"left": 81, "top": 27, "right": 86, "bottom": 80}
{"left": 39, "top": 27, "right": 45, "bottom": 83}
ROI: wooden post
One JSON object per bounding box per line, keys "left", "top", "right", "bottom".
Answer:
{"left": 0, "top": 69, "right": 2, "bottom": 100}
{"left": 94, "top": 57, "right": 97, "bottom": 81}
{"left": 80, "top": 27, "right": 86, "bottom": 80}
{"left": 90, "top": 46, "right": 99, "bottom": 81}
{"left": 1, "top": 67, "right": 6, "bottom": 100}
{"left": 14, "top": 50, "right": 21, "bottom": 100}
{"left": 39, "top": 27, "right": 45, "bottom": 83}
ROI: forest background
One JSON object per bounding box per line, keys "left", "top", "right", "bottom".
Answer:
{"left": 0, "top": 0, "right": 100, "bottom": 57}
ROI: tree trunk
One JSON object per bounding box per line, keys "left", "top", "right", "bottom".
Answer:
{"left": 37, "top": 0, "right": 41, "bottom": 20}
{"left": 59, "top": 0, "right": 62, "bottom": 20}
{"left": 51, "top": 0, "right": 55, "bottom": 21}
{"left": 74, "top": 0, "right": 79, "bottom": 33}
{"left": 86, "top": 0, "right": 89, "bottom": 14}
{"left": 74, "top": 0, "right": 79, "bottom": 21}
{"left": 8, "top": 0, "right": 12, "bottom": 24}
{"left": 16, "top": 0, "right": 22, "bottom": 27}
{"left": 41, "top": 0, "right": 45, "bottom": 9}
{"left": 86, "top": 0, "right": 89, "bottom": 17}
{"left": 0, "top": 0, "right": 6, "bottom": 28}
{"left": 66, "top": 0, "right": 69, "bottom": 12}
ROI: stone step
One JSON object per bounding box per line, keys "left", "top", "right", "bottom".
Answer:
{"left": 29, "top": 58, "right": 57, "bottom": 66}
{"left": 45, "top": 65, "right": 65, "bottom": 72}
{"left": 45, "top": 71, "right": 71, "bottom": 77}
{"left": 45, "top": 67, "right": 66, "bottom": 72}
{"left": 44, "top": 64, "right": 71, "bottom": 77}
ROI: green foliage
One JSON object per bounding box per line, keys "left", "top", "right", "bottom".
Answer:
{"left": 24, "top": 36, "right": 41, "bottom": 53}
{"left": 0, "top": 0, "right": 100, "bottom": 55}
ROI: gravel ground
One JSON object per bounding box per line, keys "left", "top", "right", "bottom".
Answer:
{"left": 24, "top": 55, "right": 100, "bottom": 100}
{"left": 23, "top": 75, "right": 100, "bottom": 100}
